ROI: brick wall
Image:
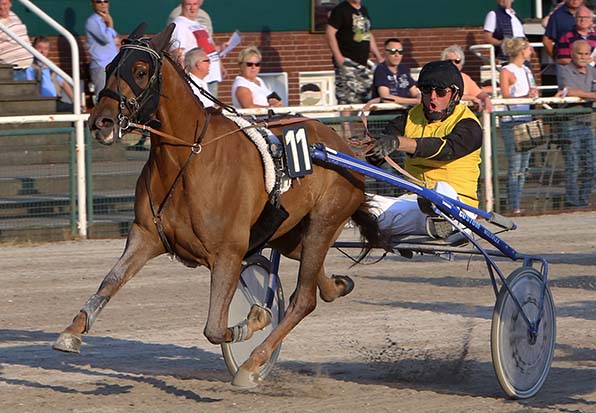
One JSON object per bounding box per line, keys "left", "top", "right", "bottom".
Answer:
{"left": 44, "top": 26, "right": 540, "bottom": 107}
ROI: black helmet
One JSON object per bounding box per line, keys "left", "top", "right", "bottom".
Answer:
{"left": 418, "top": 60, "right": 464, "bottom": 121}
{"left": 418, "top": 60, "right": 464, "bottom": 97}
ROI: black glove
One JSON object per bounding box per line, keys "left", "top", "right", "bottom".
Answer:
{"left": 366, "top": 133, "right": 399, "bottom": 166}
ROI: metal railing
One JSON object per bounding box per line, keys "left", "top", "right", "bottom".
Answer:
{"left": 1, "top": 97, "right": 593, "bottom": 241}
{"left": 0, "top": 0, "right": 87, "bottom": 238}
{"left": 469, "top": 42, "right": 557, "bottom": 98}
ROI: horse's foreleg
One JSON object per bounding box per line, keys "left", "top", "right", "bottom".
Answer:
{"left": 53, "top": 223, "right": 163, "bottom": 353}
{"left": 202, "top": 252, "right": 244, "bottom": 345}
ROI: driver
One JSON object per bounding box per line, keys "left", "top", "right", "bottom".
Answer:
{"left": 367, "top": 60, "right": 483, "bottom": 239}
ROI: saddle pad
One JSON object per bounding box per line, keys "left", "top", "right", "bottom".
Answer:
{"left": 224, "top": 114, "right": 276, "bottom": 194}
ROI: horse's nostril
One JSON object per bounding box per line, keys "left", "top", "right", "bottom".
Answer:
{"left": 95, "top": 117, "right": 115, "bottom": 130}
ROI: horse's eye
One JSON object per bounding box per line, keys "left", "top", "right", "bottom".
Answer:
{"left": 135, "top": 69, "right": 147, "bottom": 80}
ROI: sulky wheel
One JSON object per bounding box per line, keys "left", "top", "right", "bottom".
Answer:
{"left": 221, "top": 254, "right": 285, "bottom": 380}
{"left": 491, "top": 266, "right": 556, "bottom": 399}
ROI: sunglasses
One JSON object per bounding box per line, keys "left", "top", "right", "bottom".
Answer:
{"left": 385, "top": 48, "right": 404, "bottom": 55}
{"left": 420, "top": 85, "right": 452, "bottom": 97}
{"left": 94, "top": 0, "right": 109, "bottom": 3}
{"left": 244, "top": 62, "right": 261, "bottom": 67}
{"left": 449, "top": 58, "right": 462, "bottom": 64}
{"left": 200, "top": 59, "right": 210, "bottom": 63}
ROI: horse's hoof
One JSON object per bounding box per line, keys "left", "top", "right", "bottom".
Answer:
{"left": 52, "top": 332, "right": 82, "bottom": 353}
{"left": 231, "top": 367, "right": 260, "bottom": 388}
{"left": 332, "top": 274, "right": 354, "bottom": 297}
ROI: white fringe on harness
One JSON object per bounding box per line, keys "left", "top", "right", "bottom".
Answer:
{"left": 224, "top": 114, "right": 276, "bottom": 194}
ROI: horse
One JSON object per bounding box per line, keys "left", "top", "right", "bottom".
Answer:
{"left": 53, "top": 23, "right": 385, "bottom": 388}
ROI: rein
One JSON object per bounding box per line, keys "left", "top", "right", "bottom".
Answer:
{"left": 357, "top": 98, "right": 424, "bottom": 186}
{"left": 125, "top": 115, "right": 315, "bottom": 150}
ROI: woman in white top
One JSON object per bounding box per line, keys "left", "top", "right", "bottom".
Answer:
{"left": 232, "top": 46, "right": 282, "bottom": 108}
{"left": 499, "top": 37, "right": 538, "bottom": 214}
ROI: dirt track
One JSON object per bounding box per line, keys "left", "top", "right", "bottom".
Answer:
{"left": 1, "top": 211, "right": 595, "bottom": 412}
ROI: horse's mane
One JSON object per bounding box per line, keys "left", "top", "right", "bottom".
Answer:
{"left": 160, "top": 51, "right": 213, "bottom": 111}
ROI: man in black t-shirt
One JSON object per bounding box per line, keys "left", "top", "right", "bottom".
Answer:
{"left": 326, "top": 0, "right": 381, "bottom": 135}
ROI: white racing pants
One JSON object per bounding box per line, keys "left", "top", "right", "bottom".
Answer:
{"left": 368, "top": 182, "right": 476, "bottom": 237}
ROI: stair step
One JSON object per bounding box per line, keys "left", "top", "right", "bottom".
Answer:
{"left": 0, "top": 64, "right": 14, "bottom": 81}
{"left": 0, "top": 80, "right": 39, "bottom": 98}
{"left": 0, "top": 172, "right": 139, "bottom": 197}
{"left": 0, "top": 96, "right": 59, "bottom": 115}
{"left": 0, "top": 121, "right": 72, "bottom": 130}
{"left": 0, "top": 193, "right": 135, "bottom": 218}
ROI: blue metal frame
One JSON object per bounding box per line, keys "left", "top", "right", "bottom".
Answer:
{"left": 306, "top": 144, "right": 549, "bottom": 337}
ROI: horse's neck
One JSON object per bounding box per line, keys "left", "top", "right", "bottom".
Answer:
{"left": 159, "top": 60, "right": 208, "bottom": 140}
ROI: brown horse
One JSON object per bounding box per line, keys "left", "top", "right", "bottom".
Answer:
{"left": 53, "top": 24, "right": 384, "bottom": 387}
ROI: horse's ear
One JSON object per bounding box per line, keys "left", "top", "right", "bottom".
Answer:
{"left": 150, "top": 23, "right": 176, "bottom": 52}
{"left": 128, "top": 22, "right": 147, "bottom": 40}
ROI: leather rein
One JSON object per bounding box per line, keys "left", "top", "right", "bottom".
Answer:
{"left": 356, "top": 98, "right": 424, "bottom": 185}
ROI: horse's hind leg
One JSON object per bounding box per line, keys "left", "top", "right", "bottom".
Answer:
{"left": 232, "top": 221, "right": 337, "bottom": 387}
{"left": 272, "top": 224, "right": 353, "bottom": 303}
{"left": 53, "top": 223, "right": 163, "bottom": 353}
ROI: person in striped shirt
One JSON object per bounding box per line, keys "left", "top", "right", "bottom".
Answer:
{"left": 0, "top": 0, "right": 33, "bottom": 80}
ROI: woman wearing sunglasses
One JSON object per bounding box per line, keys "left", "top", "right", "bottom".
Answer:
{"left": 232, "top": 46, "right": 282, "bottom": 109}
{"left": 499, "top": 37, "right": 538, "bottom": 214}
{"left": 441, "top": 45, "right": 493, "bottom": 113}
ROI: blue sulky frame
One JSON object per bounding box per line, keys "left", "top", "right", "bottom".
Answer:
{"left": 222, "top": 142, "right": 556, "bottom": 400}
{"left": 307, "top": 145, "right": 556, "bottom": 400}
{"left": 310, "top": 143, "right": 549, "bottom": 339}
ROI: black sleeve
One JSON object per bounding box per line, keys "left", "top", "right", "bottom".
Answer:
{"left": 381, "top": 115, "right": 406, "bottom": 136}
{"left": 411, "top": 118, "right": 482, "bottom": 161}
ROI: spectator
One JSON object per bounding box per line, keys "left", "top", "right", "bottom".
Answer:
{"left": 231, "top": 46, "right": 282, "bottom": 109}
{"left": 170, "top": 0, "right": 223, "bottom": 97}
{"left": 167, "top": 0, "right": 213, "bottom": 39}
{"left": 25, "top": 36, "right": 76, "bottom": 113}
{"left": 441, "top": 45, "right": 493, "bottom": 113}
{"left": 499, "top": 37, "right": 539, "bottom": 214}
{"left": 542, "top": 0, "right": 565, "bottom": 28}
{"left": 0, "top": 0, "right": 33, "bottom": 80}
{"left": 543, "top": 0, "right": 585, "bottom": 59}
{"left": 371, "top": 38, "right": 420, "bottom": 108}
{"left": 555, "top": 39, "right": 596, "bottom": 207}
{"left": 85, "top": 0, "right": 118, "bottom": 92}
{"left": 326, "top": 0, "right": 382, "bottom": 135}
{"left": 556, "top": 6, "right": 596, "bottom": 64}
{"left": 184, "top": 47, "right": 214, "bottom": 108}
{"left": 483, "top": 0, "right": 526, "bottom": 63}
{"left": 369, "top": 37, "right": 419, "bottom": 196}
{"left": 366, "top": 60, "right": 483, "bottom": 238}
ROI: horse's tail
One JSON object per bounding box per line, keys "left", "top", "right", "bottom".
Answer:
{"left": 350, "top": 196, "right": 392, "bottom": 264}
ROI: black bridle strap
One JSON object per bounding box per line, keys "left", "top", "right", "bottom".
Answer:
{"left": 98, "top": 87, "right": 122, "bottom": 102}
{"left": 185, "top": 74, "right": 239, "bottom": 116}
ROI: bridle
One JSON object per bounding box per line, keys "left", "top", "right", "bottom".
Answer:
{"left": 97, "top": 38, "right": 164, "bottom": 138}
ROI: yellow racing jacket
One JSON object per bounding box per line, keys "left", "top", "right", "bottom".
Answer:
{"left": 404, "top": 104, "right": 482, "bottom": 207}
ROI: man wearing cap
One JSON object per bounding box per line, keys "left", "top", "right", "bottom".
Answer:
{"left": 367, "top": 60, "right": 483, "bottom": 238}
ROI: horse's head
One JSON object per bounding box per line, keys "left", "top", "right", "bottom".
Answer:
{"left": 89, "top": 23, "right": 175, "bottom": 145}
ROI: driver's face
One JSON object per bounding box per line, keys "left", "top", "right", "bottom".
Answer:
{"left": 421, "top": 86, "right": 453, "bottom": 120}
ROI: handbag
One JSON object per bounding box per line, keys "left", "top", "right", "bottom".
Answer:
{"left": 512, "top": 119, "right": 548, "bottom": 152}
